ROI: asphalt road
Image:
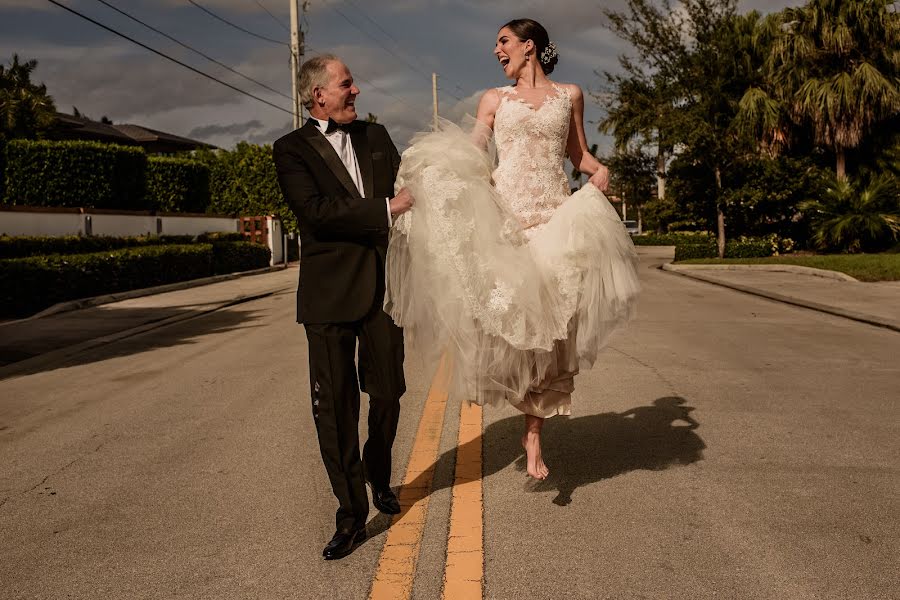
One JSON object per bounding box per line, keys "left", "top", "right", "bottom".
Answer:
{"left": 1, "top": 248, "right": 898, "bottom": 599}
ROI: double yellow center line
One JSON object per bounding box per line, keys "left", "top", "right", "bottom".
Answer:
{"left": 369, "top": 358, "right": 485, "bottom": 600}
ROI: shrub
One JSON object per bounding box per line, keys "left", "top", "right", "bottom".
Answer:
{"left": 211, "top": 241, "right": 270, "bottom": 274}
{"left": 146, "top": 156, "right": 210, "bottom": 213}
{"left": 673, "top": 236, "right": 776, "bottom": 261}
{"left": 800, "top": 174, "right": 900, "bottom": 253}
{"left": 631, "top": 231, "right": 712, "bottom": 246}
{"left": 3, "top": 139, "right": 148, "bottom": 209}
{"left": 0, "top": 240, "right": 271, "bottom": 317}
{"left": 196, "top": 231, "right": 244, "bottom": 242}
{"left": 195, "top": 143, "right": 296, "bottom": 231}
{"left": 0, "top": 234, "right": 194, "bottom": 259}
{"left": 0, "top": 244, "right": 212, "bottom": 318}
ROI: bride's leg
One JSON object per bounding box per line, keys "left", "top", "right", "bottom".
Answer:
{"left": 521, "top": 414, "right": 549, "bottom": 480}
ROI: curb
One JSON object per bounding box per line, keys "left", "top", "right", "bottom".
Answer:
{"left": 0, "top": 289, "right": 283, "bottom": 381}
{"left": 660, "top": 263, "right": 900, "bottom": 333}
{"left": 0, "top": 265, "right": 290, "bottom": 328}
{"left": 663, "top": 261, "right": 858, "bottom": 282}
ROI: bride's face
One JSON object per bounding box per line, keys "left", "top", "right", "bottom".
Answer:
{"left": 494, "top": 26, "right": 534, "bottom": 80}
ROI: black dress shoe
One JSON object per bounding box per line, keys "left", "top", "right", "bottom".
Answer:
{"left": 322, "top": 527, "right": 367, "bottom": 560}
{"left": 371, "top": 487, "right": 401, "bottom": 515}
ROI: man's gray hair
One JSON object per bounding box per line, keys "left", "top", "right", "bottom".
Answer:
{"left": 299, "top": 54, "right": 340, "bottom": 110}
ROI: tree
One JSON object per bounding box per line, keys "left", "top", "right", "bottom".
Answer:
{"left": 605, "top": 0, "right": 768, "bottom": 256}
{"left": 0, "top": 54, "right": 56, "bottom": 140}
{"left": 606, "top": 147, "right": 656, "bottom": 231}
{"left": 738, "top": 0, "right": 900, "bottom": 178}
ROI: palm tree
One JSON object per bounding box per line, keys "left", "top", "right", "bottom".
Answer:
{"left": 739, "top": 0, "right": 900, "bottom": 178}
{"left": 800, "top": 174, "right": 900, "bottom": 252}
{"left": 0, "top": 54, "right": 56, "bottom": 140}
{"left": 600, "top": 71, "right": 676, "bottom": 201}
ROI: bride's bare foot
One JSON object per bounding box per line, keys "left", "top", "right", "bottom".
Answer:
{"left": 521, "top": 431, "right": 549, "bottom": 480}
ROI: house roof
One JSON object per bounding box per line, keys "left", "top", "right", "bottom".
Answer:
{"left": 49, "top": 113, "right": 217, "bottom": 153}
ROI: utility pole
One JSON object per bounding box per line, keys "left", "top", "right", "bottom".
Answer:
{"left": 290, "top": 1, "right": 307, "bottom": 129}
{"left": 432, "top": 72, "right": 439, "bottom": 130}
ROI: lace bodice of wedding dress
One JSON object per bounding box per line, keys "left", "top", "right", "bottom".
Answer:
{"left": 492, "top": 84, "right": 572, "bottom": 235}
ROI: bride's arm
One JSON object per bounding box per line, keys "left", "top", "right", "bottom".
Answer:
{"left": 472, "top": 89, "right": 500, "bottom": 150}
{"left": 565, "top": 84, "right": 610, "bottom": 191}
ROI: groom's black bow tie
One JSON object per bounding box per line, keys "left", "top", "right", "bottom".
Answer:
{"left": 324, "top": 118, "right": 352, "bottom": 134}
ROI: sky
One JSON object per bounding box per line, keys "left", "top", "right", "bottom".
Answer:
{"left": 0, "top": 0, "right": 800, "bottom": 153}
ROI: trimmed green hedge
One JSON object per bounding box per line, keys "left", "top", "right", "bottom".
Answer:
{"left": 631, "top": 232, "right": 713, "bottom": 246}
{"left": 147, "top": 156, "right": 210, "bottom": 213}
{"left": 3, "top": 140, "right": 148, "bottom": 209}
{"left": 674, "top": 238, "right": 774, "bottom": 261}
{"left": 0, "top": 234, "right": 194, "bottom": 259}
{"left": 212, "top": 241, "right": 270, "bottom": 274}
{"left": 0, "top": 241, "right": 272, "bottom": 317}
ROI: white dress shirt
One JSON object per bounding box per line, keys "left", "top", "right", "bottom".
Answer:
{"left": 311, "top": 117, "right": 392, "bottom": 226}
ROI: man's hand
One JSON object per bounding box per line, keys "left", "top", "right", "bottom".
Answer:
{"left": 589, "top": 165, "right": 610, "bottom": 193}
{"left": 389, "top": 187, "right": 415, "bottom": 217}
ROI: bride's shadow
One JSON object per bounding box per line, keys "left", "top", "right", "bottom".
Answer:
{"left": 447, "top": 396, "right": 704, "bottom": 508}
{"left": 369, "top": 396, "right": 706, "bottom": 537}
{"left": 489, "top": 396, "right": 706, "bottom": 505}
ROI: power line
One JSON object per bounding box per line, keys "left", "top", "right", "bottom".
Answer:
{"left": 187, "top": 0, "right": 288, "bottom": 46}
{"left": 343, "top": 0, "right": 469, "bottom": 98}
{"left": 254, "top": 0, "right": 290, "bottom": 34}
{"left": 94, "top": 0, "right": 291, "bottom": 100}
{"left": 322, "top": 0, "right": 464, "bottom": 102}
{"left": 45, "top": 0, "right": 292, "bottom": 115}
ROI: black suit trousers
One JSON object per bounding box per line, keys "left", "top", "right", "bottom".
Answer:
{"left": 303, "top": 298, "right": 405, "bottom": 532}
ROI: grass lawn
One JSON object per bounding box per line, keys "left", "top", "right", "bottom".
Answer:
{"left": 677, "top": 253, "right": 900, "bottom": 282}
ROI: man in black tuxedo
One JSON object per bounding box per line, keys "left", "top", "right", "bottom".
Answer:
{"left": 273, "top": 54, "right": 413, "bottom": 561}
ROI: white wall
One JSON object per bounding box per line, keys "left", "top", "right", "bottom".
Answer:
{"left": 88, "top": 213, "right": 157, "bottom": 237}
{"left": 161, "top": 216, "right": 238, "bottom": 236}
{"left": 0, "top": 210, "right": 84, "bottom": 236}
{"left": 0, "top": 208, "right": 239, "bottom": 238}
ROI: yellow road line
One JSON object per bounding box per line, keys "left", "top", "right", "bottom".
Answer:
{"left": 369, "top": 357, "right": 451, "bottom": 600}
{"left": 443, "top": 401, "right": 484, "bottom": 599}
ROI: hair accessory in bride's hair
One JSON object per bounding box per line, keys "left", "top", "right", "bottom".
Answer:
{"left": 540, "top": 41, "right": 558, "bottom": 66}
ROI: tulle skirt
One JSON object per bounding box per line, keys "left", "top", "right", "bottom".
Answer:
{"left": 384, "top": 118, "right": 640, "bottom": 408}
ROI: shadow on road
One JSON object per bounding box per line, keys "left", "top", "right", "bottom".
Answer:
{"left": 0, "top": 304, "right": 266, "bottom": 380}
{"left": 393, "top": 396, "right": 705, "bottom": 516}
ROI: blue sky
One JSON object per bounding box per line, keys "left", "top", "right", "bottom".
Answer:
{"left": 0, "top": 0, "right": 799, "bottom": 152}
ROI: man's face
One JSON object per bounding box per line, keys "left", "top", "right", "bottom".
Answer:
{"left": 314, "top": 61, "right": 360, "bottom": 124}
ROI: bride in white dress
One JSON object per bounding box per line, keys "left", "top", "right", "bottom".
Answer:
{"left": 385, "top": 18, "right": 640, "bottom": 479}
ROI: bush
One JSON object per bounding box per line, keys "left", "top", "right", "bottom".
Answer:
{"left": 0, "top": 244, "right": 212, "bottom": 318}
{"left": 0, "top": 234, "right": 194, "bottom": 259}
{"left": 211, "top": 241, "right": 270, "bottom": 274}
{"left": 3, "top": 139, "right": 148, "bottom": 209}
{"left": 0, "top": 240, "right": 272, "bottom": 318}
{"left": 631, "top": 231, "right": 712, "bottom": 246}
{"left": 674, "top": 236, "right": 777, "bottom": 261}
{"left": 195, "top": 143, "right": 296, "bottom": 231}
{"left": 146, "top": 156, "right": 210, "bottom": 213}
{"left": 196, "top": 231, "right": 244, "bottom": 242}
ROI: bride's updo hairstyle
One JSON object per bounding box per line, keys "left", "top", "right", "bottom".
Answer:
{"left": 501, "top": 18, "right": 558, "bottom": 75}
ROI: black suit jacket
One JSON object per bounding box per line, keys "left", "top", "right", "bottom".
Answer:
{"left": 273, "top": 119, "right": 401, "bottom": 324}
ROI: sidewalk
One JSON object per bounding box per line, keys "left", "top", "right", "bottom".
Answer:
{"left": 0, "top": 266, "right": 297, "bottom": 376}
{"left": 661, "top": 260, "right": 900, "bottom": 332}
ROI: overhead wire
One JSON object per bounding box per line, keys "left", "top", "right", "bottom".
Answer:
{"left": 321, "top": 0, "right": 465, "bottom": 102}
{"left": 254, "top": 0, "right": 290, "bottom": 33}
{"left": 93, "top": 0, "right": 291, "bottom": 100}
{"left": 343, "top": 0, "right": 470, "bottom": 99}
{"left": 187, "top": 0, "right": 288, "bottom": 46}
{"left": 45, "top": 0, "right": 292, "bottom": 115}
